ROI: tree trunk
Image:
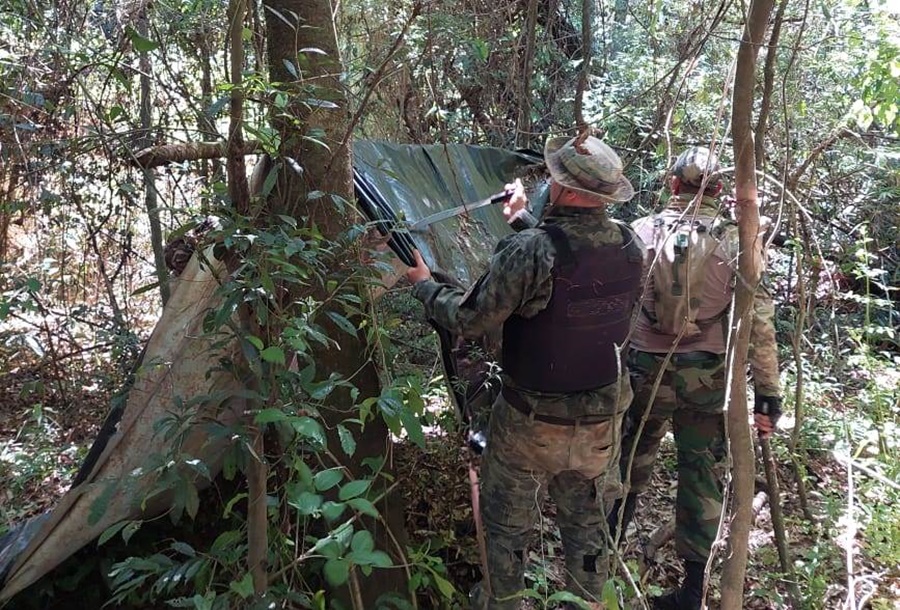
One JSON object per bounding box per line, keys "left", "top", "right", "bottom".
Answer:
{"left": 137, "top": 12, "right": 169, "bottom": 305}
{"left": 573, "top": 0, "right": 592, "bottom": 129}
{"left": 754, "top": 0, "right": 789, "bottom": 173}
{"left": 611, "top": 0, "right": 628, "bottom": 58}
{"left": 721, "top": 0, "right": 775, "bottom": 607}
{"left": 517, "top": 0, "right": 539, "bottom": 148}
{"left": 263, "top": 0, "right": 410, "bottom": 605}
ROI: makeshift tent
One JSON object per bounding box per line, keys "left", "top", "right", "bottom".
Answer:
{"left": 0, "top": 141, "right": 545, "bottom": 603}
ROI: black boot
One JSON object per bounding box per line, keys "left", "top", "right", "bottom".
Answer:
{"left": 606, "top": 492, "right": 638, "bottom": 543}
{"left": 652, "top": 560, "right": 705, "bottom": 610}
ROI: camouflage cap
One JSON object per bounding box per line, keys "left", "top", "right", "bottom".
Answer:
{"left": 672, "top": 146, "right": 721, "bottom": 187}
{"left": 544, "top": 135, "right": 634, "bottom": 202}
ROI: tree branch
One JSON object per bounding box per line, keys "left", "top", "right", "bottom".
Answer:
{"left": 132, "top": 140, "right": 262, "bottom": 169}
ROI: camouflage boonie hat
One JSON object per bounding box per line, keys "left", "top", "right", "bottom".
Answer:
{"left": 672, "top": 146, "right": 721, "bottom": 187}
{"left": 544, "top": 135, "right": 634, "bottom": 202}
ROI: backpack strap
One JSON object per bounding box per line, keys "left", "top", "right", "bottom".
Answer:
{"left": 540, "top": 223, "right": 576, "bottom": 267}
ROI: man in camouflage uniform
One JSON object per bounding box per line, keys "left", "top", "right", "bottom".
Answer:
{"left": 607, "top": 147, "right": 782, "bottom": 610}
{"left": 406, "top": 135, "right": 646, "bottom": 609}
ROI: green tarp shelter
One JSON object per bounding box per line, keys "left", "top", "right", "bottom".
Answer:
{"left": 0, "top": 141, "right": 546, "bottom": 603}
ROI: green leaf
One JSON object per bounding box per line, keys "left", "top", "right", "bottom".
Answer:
{"left": 431, "top": 572, "right": 456, "bottom": 599}
{"left": 246, "top": 335, "right": 264, "bottom": 350}
{"left": 171, "top": 541, "right": 196, "bottom": 557}
{"left": 230, "top": 572, "right": 254, "bottom": 599}
{"left": 399, "top": 408, "right": 425, "bottom": 448}
{"left": 307, "top": 378, "right": 336, "bottom": 400}
{"left": 282, "top": 58, "right": 298, "bottom": 78}
{"left": 292, "top": 458, "right": 314, "bottom": 488}
{"left": 122, "top": 520, "right": 142, "bottom": 544}
{"left": 210, "top": 530, "right": 242, "bottom": 555}
{"left": 293, "top": 416, "right": 325, "bottom": 445}
{"left": 288, "top": 491, "right": 323, "bottom": 516}
{"left": 350, "top": 530, "right": 373, "bottom": 553}
{"left": 337, "top": 424, "right": 356, "bottom": 456}
{"left": 338, "top": 479, "right": 370, "bottom": 501}
{"left": 125, "top": 25, "right": 160, "bottom": 52}
{"left": 602, "top": 578, "right": 621, "bottom": 610}
{"left": 347, "top": 497, "right": 379, "bottom": 518}
{"left": 323, "top": 558, "right": 349, "bottom": 587}
{"left": 260, "top": 346, "right": 286, "bottom": 364}
{"left": 326, "top": 311, "right": 358, "bottom": 335}
{"left": 321, "top": 500, "right": 347, "bottom": 522}
{"left": 255, "top": 408, "right": 288, "bottom": 424}
{"left": 313, "top": 468, "right": 343, "bottom": 491}
{"left": 98, "top": 521, "right": 128, "bottom": 546}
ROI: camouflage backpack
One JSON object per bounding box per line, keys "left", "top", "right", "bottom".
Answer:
{"left": 643, "top": 212, "right": 733, "bottom": 339}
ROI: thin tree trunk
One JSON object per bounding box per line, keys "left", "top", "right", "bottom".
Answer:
{"left": 760, "top": 437, "right": 801, "bottom": 605}
{"left": 754, "top": 0, "right": 789, "bottom": 173}
{"left": 573, "top": 0, "right": 592, "bottom": 130}
{"left": 138, "top": 13, "right": 169, "bottom": 305}
{"left": 611, "top": 0, "right": 628, "bottom": 59}
{"left": 0, "top": 161, "right": 17, "bottom": 265}
{"left": 224, "top": 0, "right": 268, "bottom": 595}
{"left": 518, "top": 0, "right": 539, "bottom": 148}
{"left": 787, "top": 211, "right": 814, "bottom": 521}
{"left": 721, "top": 0, "right": 775, "bottom": 607}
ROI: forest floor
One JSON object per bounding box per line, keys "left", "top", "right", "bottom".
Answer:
{"left": 1, "top": 297, "right": 898, "bottom": 609}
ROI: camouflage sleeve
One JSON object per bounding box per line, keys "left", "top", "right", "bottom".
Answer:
{"left": 412, "top": 230, "right": 554, "bottom": 339}
{"left": 748, "top": 278, "right": 781, "bottom": 396}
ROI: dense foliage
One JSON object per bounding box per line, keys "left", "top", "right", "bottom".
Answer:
{"left": 1, "top": 0, "right": 898, "bottom": 608}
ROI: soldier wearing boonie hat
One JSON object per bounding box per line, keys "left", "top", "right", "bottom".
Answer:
{"left": 405, "top": 132, "right": 647, "bottom": 609}
{"left": 543, "top": 135, "right": 635, "bottom": 202}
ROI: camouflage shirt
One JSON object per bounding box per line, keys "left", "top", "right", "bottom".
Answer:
{"left": 631, "top": 194, "right": 781, "bottom": 396}
{"left": 413, "top": 206, "right": 647, "bottom": 418}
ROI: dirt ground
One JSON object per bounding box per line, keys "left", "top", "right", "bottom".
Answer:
{"left": 392, "top": 424, "right": 835, "bottom": 610}
{"left": 1, "top": 351, "right": 896, "bottom": 609}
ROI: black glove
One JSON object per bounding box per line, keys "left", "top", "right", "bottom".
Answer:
{"left": 754, "top": 394, "right": 782, "bottom": 427}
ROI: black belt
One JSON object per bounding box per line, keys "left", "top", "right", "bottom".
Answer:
{"left": 671, "top": 351, "right": 722, "bottom": 364}
{"left": 501, "top": 387, "right": 610, "bottom": 426}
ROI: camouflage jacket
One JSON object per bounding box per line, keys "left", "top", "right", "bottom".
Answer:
{"left": 412, "top": 206, "right": 647, "bottom": 418}
{"left": 631, "top": 194, "right": 781, "bottom": 396}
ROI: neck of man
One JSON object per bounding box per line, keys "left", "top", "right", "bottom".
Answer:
{"left": 669, "top": 191, "right": 720, "bottom": 213}
{"left": 550, "top": 183, "right": 609, "bottom": 209}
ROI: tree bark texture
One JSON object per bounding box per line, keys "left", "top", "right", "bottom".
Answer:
{"left": 573, "top": 0, "right": 592, "bottom": 130}
{"left": 137, "top": 13, "right": 170, "bottom": 305}
{"left": 517, "top": 0, "right": 539, "bottom": 148}
{"left": 754, "top": 0, "right": 789, "bottom": 173}
{"left": 263, "top": 0, "right": 410, "bottom": 605}
{"left": 721, "top": 0, "right": 775, "bottom": 607}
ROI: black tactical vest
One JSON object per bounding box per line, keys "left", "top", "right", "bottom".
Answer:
{"left": 502, "top": 223, "right": 643, "bottom": 393}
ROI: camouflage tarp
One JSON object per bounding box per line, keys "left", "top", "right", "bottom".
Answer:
{"left": 0, "top": 141, "right": 545, "bottom": 602}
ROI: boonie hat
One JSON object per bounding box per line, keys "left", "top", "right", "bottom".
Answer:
{"left": 544, "top": 135, "right": 634, "bottom": 202}
{"left": 672, "top": 146, "right": 721, "bottom": 187}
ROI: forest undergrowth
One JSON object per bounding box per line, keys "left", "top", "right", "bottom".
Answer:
{"left": 1, "top": 277, "right": 898, "bottom": 609}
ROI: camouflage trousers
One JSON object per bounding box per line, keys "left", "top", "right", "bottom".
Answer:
{"left": 618, "top": 350, "right": 727, "bottom": 564}
{"left": 472, "top": 395, "right": 624, "bottom": 610}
